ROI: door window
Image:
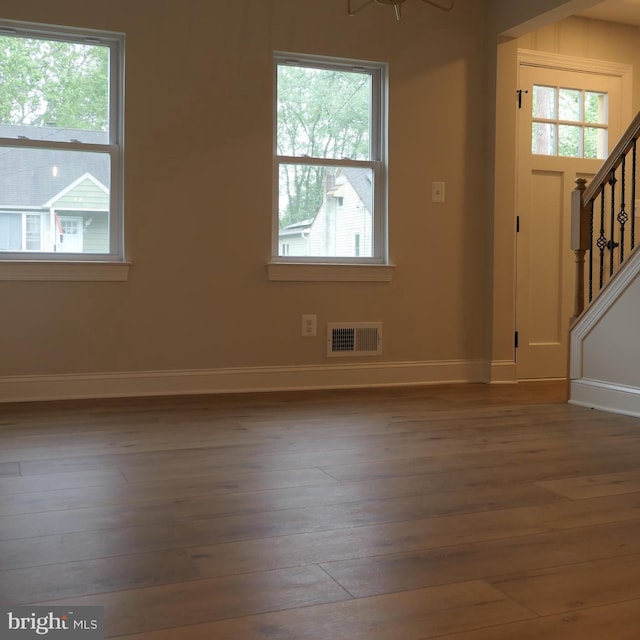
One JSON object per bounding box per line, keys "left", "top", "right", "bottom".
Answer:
{"left": 532, "top": 85, "right": 608, "bottom": 159}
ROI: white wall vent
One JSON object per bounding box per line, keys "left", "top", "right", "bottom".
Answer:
{"left": 327, "top": 322, "right": 382, "bottom": 357}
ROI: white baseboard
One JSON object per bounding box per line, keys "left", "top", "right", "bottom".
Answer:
{"left": 0, "top": 359, "right": 488, "bottom": 403}
{"left": 485, "top": 360, "right": 517, "bottom": 384}
{"left": 569, "top": 378, "right": 640, "bottom": 418}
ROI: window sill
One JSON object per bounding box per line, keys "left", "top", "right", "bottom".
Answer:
{"left": 267, "top": 262, "right": 394, "bottom": 282}
{"left": 0, "top": 261, "right": 131, "bottom": 282}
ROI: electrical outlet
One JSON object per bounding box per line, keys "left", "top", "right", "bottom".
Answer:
{"left": 432, "top": 181, "right": 445, "bottom": 203}
{"left": 301, "top": 314, "right": 317, "bottom": 337}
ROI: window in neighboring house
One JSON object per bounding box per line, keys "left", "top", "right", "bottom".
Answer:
{"left": 25, "top": 214, "right": 42, "bottom": 250}
{"left": 532, "top": 85, "right": 608, "bottom": 159}
{"left": 0, "top": 213, "right": 23, "bottom": 251}
{"left": 0, "top": 22, "right": 124, "bottom": 260}
{"left": 274, "top": 53, "right": 387, "bottom": 262}
{"left": 281, "top": 243, "right": 290, "bottom": 256}
{"left": 61, "top": 219, "right": 79, "bottom": 235}
{"left": 0, "top": 211, "right": 45, "bottom": 251}
{"left": 354, "top": 233, "right": 361, "bottom": 257}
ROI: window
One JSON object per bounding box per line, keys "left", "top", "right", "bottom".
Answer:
{"left": 25, "top": 214, "right": 42, "bottom": 250}
{"left": 532, "top": 85, "right": 608, "bottom": 159}
{"left": 60, "top": 219, "right": 79, "bottom": 235}
{"left": 274, "top": 53, "right": 387, "bottom": 263}
{"left": 0, "top": 21, "right": 124, "bottom": 262}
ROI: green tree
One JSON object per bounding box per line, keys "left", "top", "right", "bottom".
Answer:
{"left": 277, "top": 65, "right": 370, "bottom": 227}
{"left": 0, "top": 35, "right": 108, "bottom": 130}
{"left": 557, "top": 89, "right": 606, "bottom": 159}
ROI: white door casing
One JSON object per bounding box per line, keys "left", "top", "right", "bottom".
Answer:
{"left": 515, "top": 51, "right": 630, "bottom": 380}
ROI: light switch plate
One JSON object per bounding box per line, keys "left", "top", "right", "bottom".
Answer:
{"left": 432, "top": 181, "right": 445, "bottom": 203}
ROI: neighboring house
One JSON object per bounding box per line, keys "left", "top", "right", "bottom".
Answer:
{"left": 279, "top": 167, "right": 373, "bottom": 258}
{"left": 278, "top": 218, "right": 314, "bottom": 257}
{"left": 0, "top": 124, "right": 110, "bottom": 254}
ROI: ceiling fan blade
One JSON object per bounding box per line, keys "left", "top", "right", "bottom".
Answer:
{"left": 348, "top": 0, "right": 376, "bottom": 16}
{"left": 420, "top": 0, "right": 455, "bottom": 11}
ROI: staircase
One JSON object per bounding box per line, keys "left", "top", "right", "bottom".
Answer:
{"left": 569, "top": 111, "right": 640, "bottom": 417}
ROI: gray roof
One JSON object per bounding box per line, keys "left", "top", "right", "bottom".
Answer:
{"left": 0, "top": 124, "right": 109, "bottom": 208}
{"left": 340, "top": 166, "right": 372, "bottom": 213}
{"left": 280, "top": 218, "right": 314, "bottom": 234}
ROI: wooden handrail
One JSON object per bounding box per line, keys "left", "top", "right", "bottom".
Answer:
{"left": 583, "top": 110, "right": 640, "bottom": 204}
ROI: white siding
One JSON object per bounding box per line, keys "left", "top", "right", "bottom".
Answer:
{"left": 306, "top": 171, "right": 372, "bottom": 257}
{"left": 281, "top": 235, "right": 309, "bottom": 256}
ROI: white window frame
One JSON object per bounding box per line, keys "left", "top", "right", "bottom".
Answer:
{"left": 272, "top": 52, "right": 388, "bottom": 266}
{"left": 0, "top": 20, "right": 126, "bottom": 279}
{"left": 24, "top": 213, "right": 43, "bottom": 251}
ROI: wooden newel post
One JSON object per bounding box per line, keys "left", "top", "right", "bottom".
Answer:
{"left": 571, "top": 178, "right": 589, "bottom": 322}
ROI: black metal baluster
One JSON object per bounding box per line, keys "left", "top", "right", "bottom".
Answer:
{"left": 618, "top": 155, "right": 628, "bottom": 264}
{"left": 597, "top": 186, "right": 607, "bottom": 292}
{"left": 609, "top": 170, "right": 616, "bottom": 277}
{"left": 589, "top": 199, "right": 594, "bottom": 303}
{"left": 633, "top": 139, "right": 637, "bottom": 252}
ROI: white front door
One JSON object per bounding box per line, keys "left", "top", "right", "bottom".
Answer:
{"left": 515, "top": 58, "right": 626, "bottom": 380}
{"left": 58, "top": 216, "right": 84, "bottom": 253}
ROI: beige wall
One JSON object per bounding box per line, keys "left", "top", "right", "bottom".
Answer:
{"left": 0, "top": 0, "right": 491, "bottom": 384}
{"left": 519, "top": 16, "right": 640, "bottom": 111}
{"left": 488, "top": 0, "right": 602, "bottom": 37}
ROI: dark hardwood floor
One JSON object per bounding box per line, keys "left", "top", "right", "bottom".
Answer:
{"left": 2, "top": 382, "right": 640, "bottom": 638}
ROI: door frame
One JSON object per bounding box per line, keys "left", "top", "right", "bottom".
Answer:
{"left": 514, "top": 50, "right": 632, "bottom": 381}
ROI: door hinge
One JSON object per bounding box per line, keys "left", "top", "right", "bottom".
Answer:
{"left": 516, "top": 215, "right": 520, "bottom": 232}
{"left": 516, "top": 89, "right": 528, "bottom": 109}
{"left": 514, "top": 331, "right": 519, "bottom": 349}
